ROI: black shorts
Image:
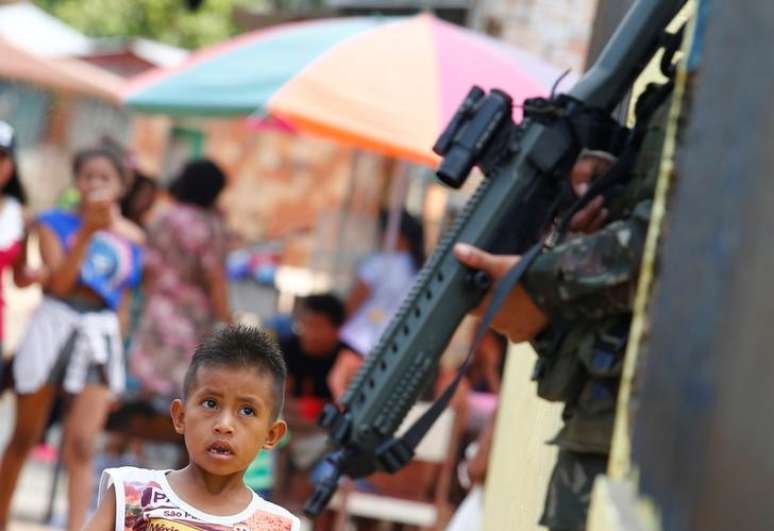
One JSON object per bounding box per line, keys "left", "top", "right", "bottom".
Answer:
{"left": 47, "top": 330, "right": 109, "bottom": 388}
{"left": 0, "top": 348, "right": 10, "bottom": 392}
{"left": 539, "top": 449, "right": 609, "bottom": 531}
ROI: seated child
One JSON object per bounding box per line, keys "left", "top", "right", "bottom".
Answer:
{"left": 84, "top": 325, "right": 300, "bottom": 531}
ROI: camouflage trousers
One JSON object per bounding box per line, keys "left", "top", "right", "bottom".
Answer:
{"left": 540, "top": 449, "right": 609, "bottom": 531}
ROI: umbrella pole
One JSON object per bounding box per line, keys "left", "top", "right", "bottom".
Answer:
{"left": 331, "top": 151, "right": 360, "bottom": 291}
{"left": 383, "top": 160, "right": 410, "bottom": 253}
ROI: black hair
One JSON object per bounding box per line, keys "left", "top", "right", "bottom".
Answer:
{"left": 169, "top": 159, "right": 226, "bottom": 209}
{"left": 182, "top": 325, "right": 287, "bottom": 418}
{"left": 72, "top": 147, "right": 129, "bottom": 184}
{"left": 0, "top": 152, "right": 26, "bottom": 205}
{"left": 379, "top": 209, "right": 426, "bottom": 271}
{"left": 299, "top": 293, "right": 346, "bottom": 327}
{"left": 120, "top": 172, "right": 159, "bottom": 224}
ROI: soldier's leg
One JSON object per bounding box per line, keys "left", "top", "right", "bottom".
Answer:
{"left": 539, "top": 449, "right": 609, "bottom": 531}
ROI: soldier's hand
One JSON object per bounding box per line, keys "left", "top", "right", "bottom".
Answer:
{"left": 454, "top": 243, "right": 548, "bottom": 343}
{"left": 568, "top": 153, "right": 614, "bottom": 233}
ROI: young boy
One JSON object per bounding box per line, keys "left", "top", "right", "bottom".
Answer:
{"left": 85, "top": 325, "right": 300, "bottom": 531}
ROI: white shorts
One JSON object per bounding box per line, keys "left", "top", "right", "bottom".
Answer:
{"left": 14, "top": 297, "right": 125, "bottom": 395}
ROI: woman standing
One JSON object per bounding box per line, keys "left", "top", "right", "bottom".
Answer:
{"left": 129, "top": 159, "right": 231, "bottom": 400}
{"left": 328, "top": 210, "right": 425, "bottom": 398}
{"left": 339, "top": 209, "right": 425, "bottom": 356}
{"left": 0, "top": 147, "right": 144, "bottom": 531}
{"left": 0, "top": 121, "right": 42, "bottom": 365}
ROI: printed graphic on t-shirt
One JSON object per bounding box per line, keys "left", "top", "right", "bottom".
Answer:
{"left": 81, "top": 231, "right": 135, "bottom": 291}
{"left": 38, "top": 210, "right": 142, "bottom": 309}
{"left": 121, "top": 479, "right": 295, "bottom": 531}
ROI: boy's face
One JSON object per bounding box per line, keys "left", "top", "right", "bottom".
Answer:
{"left": 170, "top": 364, "right": 287, "bottom": 476}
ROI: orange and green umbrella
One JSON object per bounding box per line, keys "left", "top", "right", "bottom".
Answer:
{"left": 124, "top": 14, "right": 570, "bottom": 165}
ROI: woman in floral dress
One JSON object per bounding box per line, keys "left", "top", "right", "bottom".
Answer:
{"left": 129, "top": 160, "right": 231, "bottom": 400}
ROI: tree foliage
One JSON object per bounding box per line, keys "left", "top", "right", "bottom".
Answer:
{"left": 34, "top": 0, "right": 263, "bottom": 49}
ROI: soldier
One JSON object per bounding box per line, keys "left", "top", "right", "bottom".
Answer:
{"left": 453, "top": 91, "right": 671, "bottom": 530}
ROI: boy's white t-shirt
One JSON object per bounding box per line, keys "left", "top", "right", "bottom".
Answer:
{"left": 99, "top": 467, "right": 301, "bottom": 531}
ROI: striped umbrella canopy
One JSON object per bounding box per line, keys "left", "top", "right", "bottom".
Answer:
{"left": 124, "top": 14, "right": 571, "bottom": 166}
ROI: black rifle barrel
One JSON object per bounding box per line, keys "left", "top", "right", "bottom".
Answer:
{"left": 571, "top": 0, "right": 687, "bottom": 108}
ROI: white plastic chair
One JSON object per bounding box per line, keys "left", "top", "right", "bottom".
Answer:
{"left": 330, "top": 402, "right": 460, "bottom": 531}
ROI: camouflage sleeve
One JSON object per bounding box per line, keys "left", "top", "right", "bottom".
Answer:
{"left": 522, "top": 200, "right": 652, "bottom": 321}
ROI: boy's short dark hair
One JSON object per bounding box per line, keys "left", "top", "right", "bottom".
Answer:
{"left": 183, "top": 325, "right": 287, "bottom": 418}
{"left": 299, "top": 293, "right": 345, "bottom": 327}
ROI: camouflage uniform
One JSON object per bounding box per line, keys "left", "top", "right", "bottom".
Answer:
{"left": 521, "top": 99, "right": 670, "bottom": 531}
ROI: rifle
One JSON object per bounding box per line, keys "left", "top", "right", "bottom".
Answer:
{"left": 304, "top": 0, "right": 687, "bottom": 517}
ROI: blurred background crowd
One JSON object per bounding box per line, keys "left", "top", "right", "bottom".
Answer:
{"left": 0, "top": 0, "right": 602, "bottom": 529}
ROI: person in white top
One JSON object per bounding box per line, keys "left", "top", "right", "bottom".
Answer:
{"left": 0, "top": 121, "right": 44, "bottom": 357}
{"left": 84, "top": 325, "right": 300, "bottom": 531}
{"left": 329, "top": 210, "right": 424, "bottom": 398}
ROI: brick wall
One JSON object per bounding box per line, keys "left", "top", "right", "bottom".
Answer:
{"left": 472, "top": 0, "right": 599, "bottom": 73}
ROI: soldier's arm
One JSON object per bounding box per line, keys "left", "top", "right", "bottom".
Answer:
{"left": 522, "top": 199, "right": 652, "bottom": 321}
{"left": 453, "top": 199, "right": 650, "bottom": 341}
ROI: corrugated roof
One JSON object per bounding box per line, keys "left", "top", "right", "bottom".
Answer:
{"left": 0, "top": 37, "right": 123, "bottom": 102}
{"left": 0, "top": 2, "right": 91, "bottom": 57}
{"left": 0, "top": 3, "right": 187, "bottom": 67}
{"left": 88, "top": 37, "right": 188, "bottom": 67}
